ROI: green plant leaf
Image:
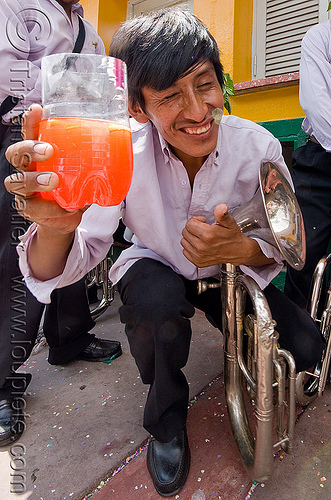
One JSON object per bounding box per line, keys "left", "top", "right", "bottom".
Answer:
{"left": 223, "top": 94, "right": 231, "bottom": 114}
{"left": 328, "top": 1, "right": 331, "bottom": 11}
{"left": 222, "top": 72, "right": 234, "bottom": 114}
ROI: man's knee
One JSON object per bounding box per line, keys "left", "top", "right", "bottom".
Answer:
{"left": 118, "top": 259, "right": 194, "bottom": 323}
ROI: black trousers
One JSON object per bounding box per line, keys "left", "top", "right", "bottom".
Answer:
{"left": 285, "top": 140, "right": 331, "bottom": 309}
{"left": 118, "top": 258, "right": 325, "bottom": 442}
{"left": 0, "top": 122, "right": 95, "bottom": 399}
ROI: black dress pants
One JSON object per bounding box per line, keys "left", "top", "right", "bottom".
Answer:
{"left": 285, "top": 140, "right": 331, "bottom": 309}
{"left": 0, "top": 122, "right": 95, "bottom": 399}
{"left": 118, "top": 258, "right": 325, "bottom": 443}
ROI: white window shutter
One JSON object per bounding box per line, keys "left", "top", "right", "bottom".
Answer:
{"left": 265, "top": 0, "right": 319, "bottom": 77}
{"left": 253, "top": 0, "right": 329, "bottom": 79}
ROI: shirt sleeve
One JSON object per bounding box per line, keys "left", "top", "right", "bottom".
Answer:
{"left": 18, "top": 204, "right": 121, "bottom": 303}
{"left": 0, "top": 2, "right": 41, "bottom": 113}
{"left": 0, "top": 1, "right": 106, "bottom": 121}
{"left": 299, "top": 22, "right": 331, "bottom": 151}
{"left": 240, "top": 239, "right": 284, "bottom": 290}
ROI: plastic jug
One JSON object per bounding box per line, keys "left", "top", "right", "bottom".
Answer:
{"left": 37, "top": 53, "right": 133, "bottom": 209}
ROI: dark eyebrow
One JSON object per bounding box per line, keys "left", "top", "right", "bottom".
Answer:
{"left": 179, "top": 61, "right": 215, "bottom": 81}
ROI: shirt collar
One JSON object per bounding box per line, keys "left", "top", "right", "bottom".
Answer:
{"left": 73, "top": 3, "right": 84, "bottom": 17}
{"left": 157, "top": 129, "right": 172, "bottom": 163}
{"left": 50, "top": 1, "right": 84, "bottom": 17}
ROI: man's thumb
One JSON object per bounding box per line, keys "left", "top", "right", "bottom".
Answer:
{"left": 214, "top": 203, "right": 232, "bottom": 227}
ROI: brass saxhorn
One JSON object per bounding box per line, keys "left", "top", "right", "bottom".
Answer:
{"left": 295, "top": 253, "right": 331, "bottom": 405}
{"left": 86, "top": 223, "right": 132, "bottom": 320}
{"left": 87, "top": 252, "right": 114, "bottom": 320}
{"left": 198, "top": 161, "right": 305, "bottom": 482}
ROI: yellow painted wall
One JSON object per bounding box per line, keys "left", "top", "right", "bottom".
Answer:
{"left": 194, "top": 0, "right": 252, "bottom": 82}
{"left": 98, "top": 0, "right": 127, "bottom": 53}
{"left": 194, "top": 0, "right": 235, "bottom": 76}
{"left": 81, "top": 0, "right": 127, "bottom": 53}
{"left": 231, "top": 85, "right": 302, "bottom": 122}
{"left": 233, "top": 0, "right": 253, "bottom": 83}
{"left": 80, "top": 0, "right": 99, "bottom": 31}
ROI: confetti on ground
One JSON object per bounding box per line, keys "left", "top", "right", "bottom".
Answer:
{"left": 245, "top": 482, "right": 258, "bottom": 499}
{"left": 82, "top": 441, "right": 149, "bottom": 499}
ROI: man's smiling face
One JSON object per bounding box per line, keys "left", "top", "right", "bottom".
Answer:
{"left": 133, "top": 61, "right": 224, "bottom": 167}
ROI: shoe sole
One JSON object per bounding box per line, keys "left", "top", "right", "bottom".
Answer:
{"left": 78, "top": 348, "right": 123, "bottom": 363}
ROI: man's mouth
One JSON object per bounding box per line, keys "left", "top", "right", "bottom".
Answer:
{"left": 183, "top": 122, "right": 212, "bottom": 135}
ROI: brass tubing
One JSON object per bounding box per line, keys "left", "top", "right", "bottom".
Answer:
{"left": 222, "top": 264, "right": 275, "bottom": 482}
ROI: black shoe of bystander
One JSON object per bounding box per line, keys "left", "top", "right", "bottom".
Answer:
{"left": 0, "top": 398, "right": 25, "bottom": 447}
{"left": 76, "top": 338, "right": 122, "bottom": 362}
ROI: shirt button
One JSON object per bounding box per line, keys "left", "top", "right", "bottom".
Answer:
{"left": 181, "top": 180, "right": 187, "bottom": 186}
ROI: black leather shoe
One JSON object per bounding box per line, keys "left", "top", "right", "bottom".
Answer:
{"left": 76, "top": 338, "right": 122, "bottom": 362}
{"left": 0, "top": 399, "right": 25, "bottom": 447}
{"left": 147, "top": 429, "right": 190, "bottom": 497}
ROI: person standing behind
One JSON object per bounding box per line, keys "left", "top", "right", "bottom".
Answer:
{"left": 0, "top": 0, "right": 121, "bottom": 447}
{"left": 284, "top": 18, "right": 331, "bottom": 309}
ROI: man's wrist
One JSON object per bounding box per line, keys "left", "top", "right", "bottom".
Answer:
{"left": 36, "top": 224, "right": 75, "bottom": 243}
{"left": 243, "top": 236, "right": 275, "bottom": 267}
{"left": 28, "top": 225, "right": 75, "bottom": 281}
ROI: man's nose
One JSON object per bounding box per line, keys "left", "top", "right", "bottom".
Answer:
{"left": 182, "top": 91, "right": 208, "bottom": 121}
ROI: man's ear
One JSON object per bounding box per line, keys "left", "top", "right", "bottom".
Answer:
{"left": 128, "top": 100, "right": 149, "bottom": 123}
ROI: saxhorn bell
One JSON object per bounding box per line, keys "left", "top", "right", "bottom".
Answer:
{"left": 198, "top": 161, "right": 305, "bottom": 482}
{"left": 232, "top": 161, "right": 305, "bottom": 270}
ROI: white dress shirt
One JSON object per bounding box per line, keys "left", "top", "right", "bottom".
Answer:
{"left": 19, "top": 114, "right": 291, "bottom": 304}
{"left": 0, "top": 0, "right": 105, "bottom": 123}
{"left": 299, "top": 19, "right": 331, "bottom": 152}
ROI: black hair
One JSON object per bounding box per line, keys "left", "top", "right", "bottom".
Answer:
{"left": 109, "top": 8, "right": 224, "bottom": 111}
